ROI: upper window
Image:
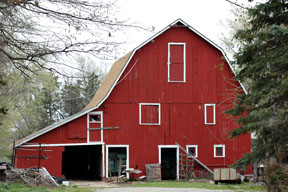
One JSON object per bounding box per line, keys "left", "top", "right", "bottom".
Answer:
{"left": 204, "top": 104, "right": 216, "bottom": 125}
{"left": 168, "top": 43, "right": 186, "bottom": 82}
{"left": 214, "top": 144, "right": 225, "bottom": 158}
{"left": 186, "top": 145, "right": 198, "bottom": 158}
{"left": 89, "top": 112, "right": 102, "bottom": 123}
{"left": 139, "top": 103, "right": 161, "bottom": 125}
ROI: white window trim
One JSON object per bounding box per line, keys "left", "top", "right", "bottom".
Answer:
{"left": 158, "top": 145, "right": 179, "bottom": 180}
{"left": 186, "top": 145, "right": 198, "bottom": 158}
{"left": 106, "top": 145, "right": 129, "bottom": 178}
{"left": 168, "top": 42, "right": 186, "bottom": 83}
{"left": 139, "top": 103, "right": 161, "bottom": 125}
{"left": 214, "top": 144, "right": 225, "bottom": 158}
{"left": 204, "top": 104, "right": 216, "bottom": 125}
{"left": 87, "top": 111, "right": 103, "bottom": 143}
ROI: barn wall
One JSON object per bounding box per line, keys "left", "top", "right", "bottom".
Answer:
{"left": 14, "top": 146, "right": 64, "bottom": 177}
{"left": 15, "top": 26, "right": 251, "bottom": 177}
{"left": 98, "top": 26, "right": 251, "bottom": 175}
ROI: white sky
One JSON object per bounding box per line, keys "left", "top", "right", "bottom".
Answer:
{"left": 116, "top": 0, "right": 236, "bottom": 53}
{"left": 65, "top": 0, "right": 255, "bottom": 75}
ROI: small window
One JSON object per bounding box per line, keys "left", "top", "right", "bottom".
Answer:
{"left": 89, "top": 114, "right": 101, "bottom": 123}
{"left": 214, "top": 145, "right": 225, "bottom": 158}
{"left": 168, "top": 43, "right": 186, "bottom": 82}
{"left": 139, "top": 103, "right": 160, "bottom": 125}
{"left": 204, "top": 104, "right": 216, "bottom": 125}
{"left": 186, "top": 145, "right": 198, "bottom": 158}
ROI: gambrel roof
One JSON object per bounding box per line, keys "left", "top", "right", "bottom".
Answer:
{"left": 14, "top": 18, "right": 246, "bottom": 147}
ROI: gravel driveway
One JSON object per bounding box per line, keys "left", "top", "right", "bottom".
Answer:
{"left": 94, "top": 187, "right": 237, "bottom": 192}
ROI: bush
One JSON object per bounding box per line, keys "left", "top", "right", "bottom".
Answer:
{"left": 265, "top": 162, "right": 288, "bottom": 192}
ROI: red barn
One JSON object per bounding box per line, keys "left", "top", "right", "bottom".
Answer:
{"left": 13, "top": 19, "right": 251, "bottom": 180}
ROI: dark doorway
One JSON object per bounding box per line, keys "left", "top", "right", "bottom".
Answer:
{"left": 108, "top": 147, "right": 127, "bottom": 177}
{"left": 62, "top": 145, "right": 102, "bottom": 180}
{"left": 161, "top": 148, "right": 177, "bottom": 180}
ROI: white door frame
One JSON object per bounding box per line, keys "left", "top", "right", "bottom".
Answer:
{"left": 105, "top": 145, "right": 129, "bottom": 178}
{"left": 158, "top": 145, "right": 179, "bottom": 180}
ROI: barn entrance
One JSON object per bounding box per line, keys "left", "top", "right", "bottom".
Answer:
{"left": 62, "top": 145, "right": 102, "bottom": 180}
{"left": 106, "top": 145, "right": 129, "bottom": 178}
{"left": 159, "top": 146, "right": 179, "bottom": 180}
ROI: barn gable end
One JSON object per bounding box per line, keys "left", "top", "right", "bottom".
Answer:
{"left": 13, "top": 19, "right": 251, "bottom": 180}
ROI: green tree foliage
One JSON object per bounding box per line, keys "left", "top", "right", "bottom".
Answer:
{"left": 13, "top": 71, "right": 61, "bottom": 139}
{"left": 226, "top": 0, "right": 288, "bottom": 168}
{"left": 61, "top": 57, "right": 102, "bottom": 116}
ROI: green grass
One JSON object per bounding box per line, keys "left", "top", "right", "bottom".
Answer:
{"left": 0, "top": 182, "right": 94, "bottom": 192}
{"left": 130, "top": 180, "right": 265, "bottom": 191}
{"left": 0, "top": 181, "right": 265, "bottom": 192}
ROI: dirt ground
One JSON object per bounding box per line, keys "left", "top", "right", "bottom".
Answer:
{"left": 69, "top": 180, "right": 120, "bottom": 188}
{"left": 69, "top": 181, "right": 240, "bottom": 192}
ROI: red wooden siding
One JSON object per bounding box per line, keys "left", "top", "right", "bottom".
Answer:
{"left": 169, "top": 44, "right": 185, "bottom": 82}
{"left": 140, "top": 104, "right": 159, "bottom": 124}
{"left": 15, "top": 24, "right": 251, "bottom": 178}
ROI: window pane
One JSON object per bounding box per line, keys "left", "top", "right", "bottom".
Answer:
{"left": 90, "top": 114, "right": 101, "bottom": 122}
{"left": 216, "top": 147, "right": 223, "bottom": 156}
{"left": 189, "top": 147, "right": 195, "bottom": 156}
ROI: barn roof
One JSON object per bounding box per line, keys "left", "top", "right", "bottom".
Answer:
{"left": 14, "top": 18, "right": 246, "bottom": 147}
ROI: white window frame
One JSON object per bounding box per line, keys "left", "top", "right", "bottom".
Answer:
{"left": 214, "top": 144, "right": 225, "bottom": 158}
{"left": 106, "top": 145, "right": 129, "bottom": 178}
{"left": 204, "top": 104, "right": 216, "bottom": 125}
{"left": 139, "top": 103, "right": 161, "bottom": 125}
{"left": 168, "top": 42, "right": 186, "bottom": 83}
{"left": 158, "top": 145, "right": 179, "bottom": 180}
{"left": 186, "top": 145, "right": 198, "bottom": 158}
{"left": 87, "top": 111, "right": 103, "bottom": 143}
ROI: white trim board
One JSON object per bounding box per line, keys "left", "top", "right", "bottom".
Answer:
{"left": 204, "top": 104, "right": 216, "bottom": 125}
{"left": 87, "top": 111, "right": 103, "bottom": 143}
{"left": 105, "top": 145, "right": 129, "bottom": 178}
{"left": 139, "top": 103, "right": 161, "bottom": 125}
{"left": 186, "top": 145, "right": 198, "bottom": 158}
{"left": 214, "top": 144, "right": 225, "bottom": 158}
{"left": 168, "top": 42, "right": 186, "bottom": 82}
{"left": 158, "top": 145, "right": 179, "bottom": 180}
{"left": 15, "top": 18, "right": 247, "bottom": 148}
{"left": 18, "top": 142, "right": 104, "bottom": 148}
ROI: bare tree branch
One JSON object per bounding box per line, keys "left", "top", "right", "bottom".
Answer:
{"left": 224, "top": 0, "right": 249, "bottom": 9}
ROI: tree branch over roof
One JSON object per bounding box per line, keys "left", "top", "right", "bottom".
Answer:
{"left": 0, "top": 0, "right": 149, "bottom": 78}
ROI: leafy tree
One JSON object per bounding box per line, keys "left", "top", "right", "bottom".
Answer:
{"left": 12, "top": 70, "right": 61, "bottom": 138}
{"left": 226, "top": 0, "right": 288, "bottom": 169}
{"left": 61, "top": 56, "right": 102, "bottom": 116}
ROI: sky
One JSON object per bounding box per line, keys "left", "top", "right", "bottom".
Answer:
{"left": 115, "top": 0, "right": 237, "bottom": 53}
{"left": 63, "top": 0, "right": 253, "bottom": 75}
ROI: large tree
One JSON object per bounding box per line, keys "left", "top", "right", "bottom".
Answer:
{"left": 226, "top": 0, "right": 288, "bottom": 190}
{"left": 0, "top": 0, "right": 143, "bottom": 77}
{"left": 61, "top": 56, "right": 102, "bottom": 116}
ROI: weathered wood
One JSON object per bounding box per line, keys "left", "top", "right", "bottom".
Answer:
{"left": 88, "top": 127, "right": 120, "bottom": 130}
